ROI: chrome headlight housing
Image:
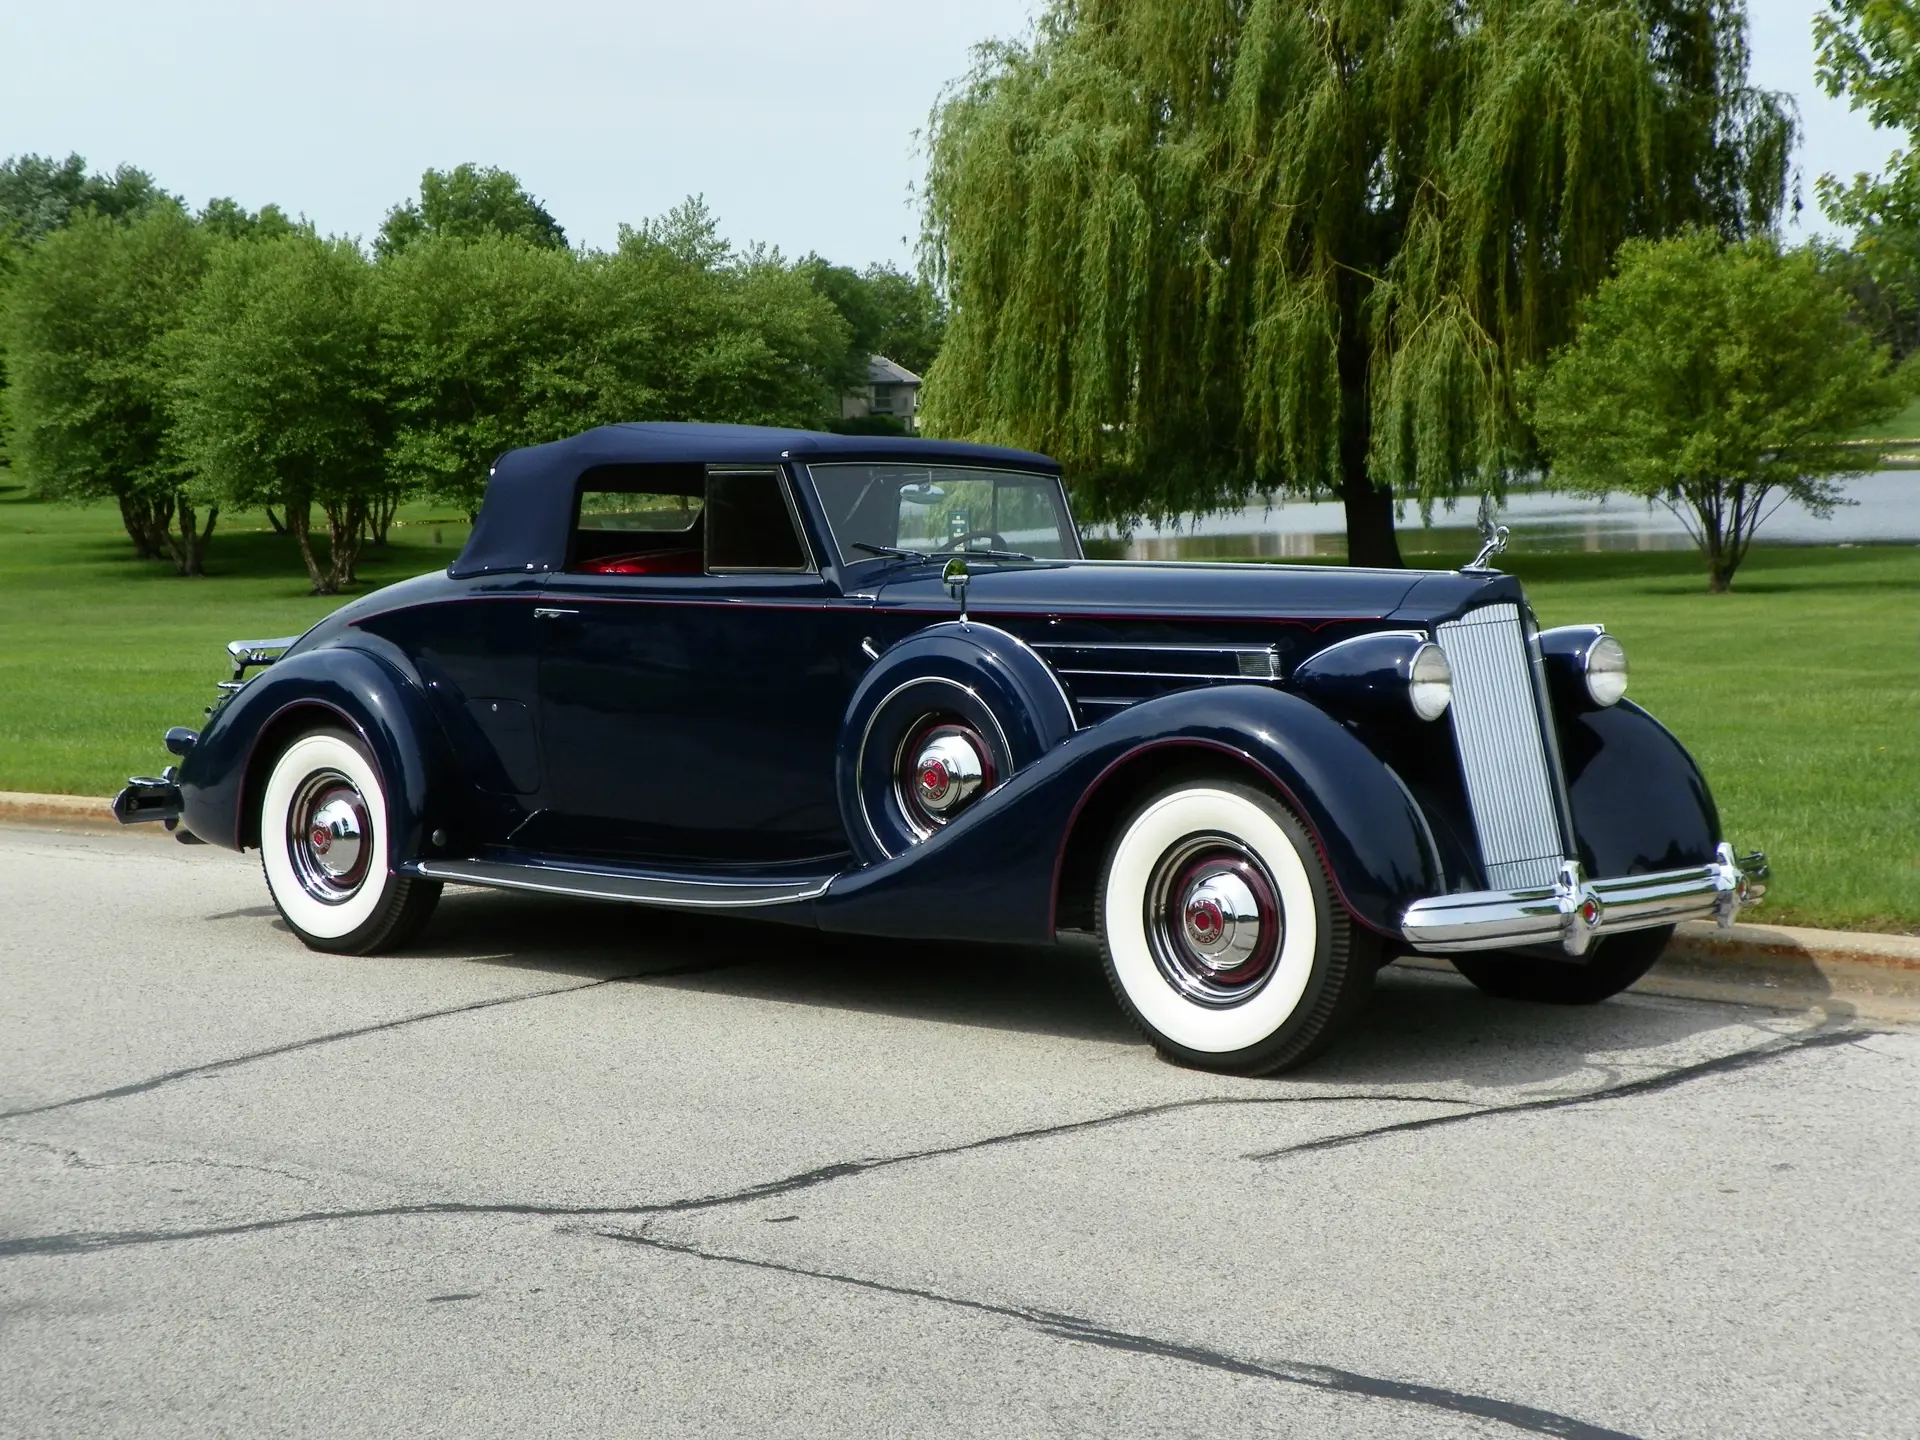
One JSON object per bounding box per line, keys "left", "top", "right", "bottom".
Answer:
{"left": 1583, "top": 633, "right": 1628, "bottom": 707}
{"left": 1409, "top": 642, "right": 1453, "bottom": 721}
{"left": 1538, "top": 625, "right": 1628, "bottom": 709}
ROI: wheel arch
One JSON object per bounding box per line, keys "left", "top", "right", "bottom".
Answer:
{"left": 182, "top": 644, "right": 454, "bottom": 862}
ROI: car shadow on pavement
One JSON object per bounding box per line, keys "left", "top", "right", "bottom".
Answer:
{"left": 393, "top": 887, "right": 1766, "bottom": 1087}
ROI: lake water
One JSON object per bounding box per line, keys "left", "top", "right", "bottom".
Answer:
{"left": 1084, "top": 469, "right": 1920, "bottom": 560}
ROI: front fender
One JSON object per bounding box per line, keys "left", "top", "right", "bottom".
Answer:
{"left": 1558, "top": 699, "right": 1722, "bottom": 877}
{"left": 178, "top": 644, "right": 453, "bottom": 861}
{"left": 815, "top": 685, "right": 1442, "bottom": 944}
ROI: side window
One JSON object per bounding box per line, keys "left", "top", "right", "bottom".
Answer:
{"left": 706, "top": 469, "right": 811, "bottom": 572}
{"left": 569, "top": 464, "right": 706, "bottom": 576}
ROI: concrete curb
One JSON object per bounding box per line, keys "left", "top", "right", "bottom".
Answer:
{"left": 5, "top": 789, "right": 1916, "bottom": 1020}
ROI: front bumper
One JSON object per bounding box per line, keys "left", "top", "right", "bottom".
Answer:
{"left": 113, "top": 774, "right": 183, "bottom": 825}
{"left": 1401, "top": 844, "right": 1767, "bottom": 956}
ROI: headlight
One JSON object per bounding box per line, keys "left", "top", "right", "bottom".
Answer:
{"left": 1585, "top": 633, "right": 1627, "bottom": 707}
{"left": 1409, "top": 642, "right": 1453, "bottom": 721}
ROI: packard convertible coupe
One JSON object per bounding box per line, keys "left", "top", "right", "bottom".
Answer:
{"left": 116, "top": 423, "right": 1766, "bottom": 1073}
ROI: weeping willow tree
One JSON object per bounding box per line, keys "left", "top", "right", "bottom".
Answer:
{"left": 920, "top": 0, "right": 1793, "bottom": 565}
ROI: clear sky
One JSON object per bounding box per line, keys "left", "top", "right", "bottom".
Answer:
{"left": 0, "top": 0, "right": 1894, "bottom": 267}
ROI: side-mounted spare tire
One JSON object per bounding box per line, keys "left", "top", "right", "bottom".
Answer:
{"left": 837, "top": 622, "right": 1076, "bottom": 864}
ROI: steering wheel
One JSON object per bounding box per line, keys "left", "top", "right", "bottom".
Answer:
{"left": 940, "top": 530, "right": 1011, "bottom": 553}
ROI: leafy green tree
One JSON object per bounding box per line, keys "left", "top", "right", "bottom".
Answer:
{"left": 378, "top": 233, "right": 608, "bottom": 516}
{"left": 377, "top": 164, "right": 567, "bottom": 258}
{"left": 173, "top": 234, "right": 389, "bottom": 592}
{"left": 920, "top": 0, "right": 1793, "bottom": 565}
{"left": 197, "top": 197, "right": 299, "bottom": 242}
{"left": 1530, "top": 231, "right": 1909, "bottom": 592}
{"left": 604, "top": 200, "right": 851, "bottom": 432}
{"left": 0, "top": 155, "right": 175, "bottom": 477}
{"left": 0, "top": 153, "right": 172, "bottom": 246}
{"left": 800, "top": 257, "right": 947, "bottom": 377}
{"left": 1817, "top": 0, "right": 1920, "bottom": 358}
{"left": 0, "top": 205, "right": 215, "bottom": 569}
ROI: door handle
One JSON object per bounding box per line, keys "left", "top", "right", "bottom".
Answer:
{"left": 533, "top": 607, "right": 580, "bottom": 620}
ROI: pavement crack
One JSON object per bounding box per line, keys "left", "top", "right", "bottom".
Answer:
{"left": 1246, "top": 1026, "right": 1870, "bottom": 1163}
{"left": 597, "top": 1227, "right": 1646, "bottom": 1440}
{"left": 0, "top": 959, "right": 744, "bottom": 1122}
{"left": 0, "top": 1090, "right": 1466, "bottom": 1258}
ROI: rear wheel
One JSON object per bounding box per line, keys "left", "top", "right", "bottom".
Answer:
{"left": 1096, "top": 779, "right": 1377, "bottom": 1075}
{"left": 1450, "top": 925, "right": 1674, "bottom": 1005}
{"left": 259, "top": 727, "right": 440, "bottom": 955}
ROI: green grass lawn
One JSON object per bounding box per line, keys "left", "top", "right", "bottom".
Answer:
{"left": 1853, "top": 393, "right": 1920, "bottom": 441}
{"left": 2, "top": 482, "right": 1914, "bottom": 933}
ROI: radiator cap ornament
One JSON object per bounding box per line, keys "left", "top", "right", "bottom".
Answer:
{"left": 1462, "top": 497, "right": 1510, "bottom": 574}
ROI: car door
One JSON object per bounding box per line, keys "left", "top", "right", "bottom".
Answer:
{"left": 534, "top": 463, "right": 870, "bottom": 866}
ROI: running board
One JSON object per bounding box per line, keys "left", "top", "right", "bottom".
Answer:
{"left": 403, "top": 857, "right": 838, "bottom": 909}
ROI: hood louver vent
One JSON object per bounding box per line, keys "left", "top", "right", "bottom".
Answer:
{"left": 1033, "top": 642, "right": 1282, "bottom": 722}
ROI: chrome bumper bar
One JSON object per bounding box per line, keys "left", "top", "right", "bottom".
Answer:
{"left": 1401, "top": 844, "right": 1768, "bottom": 956}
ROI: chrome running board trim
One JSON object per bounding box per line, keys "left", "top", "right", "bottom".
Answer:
{"left": 1401, "top": 844, "right": 1768, "bottom": 955}
{"left": 404, "top": 857, "right": 838, "bottom": 909}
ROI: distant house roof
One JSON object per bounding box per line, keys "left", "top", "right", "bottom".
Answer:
{"left": 868, "top": 354, "right": 922, "bottom": 386}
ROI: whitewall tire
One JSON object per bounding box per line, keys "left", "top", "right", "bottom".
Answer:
{"left": 259, "top": 727, "right": 440, "bottom": 955}
{"left": 1097, "top": 779, "right": 1376, "bottom": 1074}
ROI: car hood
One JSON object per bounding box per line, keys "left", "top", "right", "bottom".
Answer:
{"left": 869, "top": 559, "right": 1520, "bottom": 628}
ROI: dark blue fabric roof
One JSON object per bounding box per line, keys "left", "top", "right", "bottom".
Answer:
{"left": 450, "top": 423, "right": 1060, "bottom": 578}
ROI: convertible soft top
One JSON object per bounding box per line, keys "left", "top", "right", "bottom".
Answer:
{"left": 450, "top": 422, "right": 1058, "bottom": 579}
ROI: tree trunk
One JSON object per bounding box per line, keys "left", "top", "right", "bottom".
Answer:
{"left": 116, "top": 494, "right": 161, "bottom": 559}
{"left": 323, "top": 496, "right": 366, "bottom": 591}
{"left": 1340, "top": 466, "right": 1404, "bottom": 568}
{"left": 287, "top": 500, "right": 333, "bottom": 594}
{"left": 117, "top": 493, "right": 176, "bottom": 560}
{"left": 165, "top": 493, "right": 218, "bottom": 576}
{"left": 1335, "top": 285, "right": 1403, "bottom": 568}
{"left": 365, "top": 492, "right": 399, "bottom": 547}
{"left": 263, "top": 505, "right": 285, "bottom": 534}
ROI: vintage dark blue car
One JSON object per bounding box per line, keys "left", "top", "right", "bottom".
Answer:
{"left": 116, "top": 423, "right": 1766, "bottom": 1073}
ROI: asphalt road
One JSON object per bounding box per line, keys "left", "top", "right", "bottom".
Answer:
{"left": 2, "top": 824, "right": 1916, "bottom": 1440}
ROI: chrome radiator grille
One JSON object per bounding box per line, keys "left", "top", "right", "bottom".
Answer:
{"left": 1436, "top": 603, "right": 1566, "bottom": 890}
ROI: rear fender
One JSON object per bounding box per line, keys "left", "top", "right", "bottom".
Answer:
{"left": 814, "top": 685, "right": 1442, "bottom": 944}
{"left": 178, "top": 643, "right": 453, "bottom": 861}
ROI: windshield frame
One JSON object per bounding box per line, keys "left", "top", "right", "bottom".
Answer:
{"left": 803, "top": 461, "right": 1083, "bottom": 570}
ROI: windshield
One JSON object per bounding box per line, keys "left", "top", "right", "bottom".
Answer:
{"left": 808, "top": 463, "right": 1081, "bottom": 564}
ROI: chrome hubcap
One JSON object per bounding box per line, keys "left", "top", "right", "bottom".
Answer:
{"left": 896, "top": 719, "right": 994, "bottom": 839}
{"left": 1145, "top": 837, "right": 1283, "bottom": 1006}
{"left": 288, "top": 772, "right": 372, "bottom": 904}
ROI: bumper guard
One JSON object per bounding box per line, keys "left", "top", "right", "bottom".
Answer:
{"left": 1401, "top": 843, "right": 1767, "bottom": 956}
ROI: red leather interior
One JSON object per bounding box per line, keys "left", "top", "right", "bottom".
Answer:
{"left": 580, "top": 549, "right": 703, "bottom": 576}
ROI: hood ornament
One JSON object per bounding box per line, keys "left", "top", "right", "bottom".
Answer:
{"left": 1462, "top": 497, "right": 1510, "bottom": 573}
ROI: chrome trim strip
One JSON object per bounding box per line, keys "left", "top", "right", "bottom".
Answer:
{"left": 1032, "top": 641, "right": 1285, "bottom": 656}
{"left": 407, "top": 858, "right": 836, "bottom": 909}
{"left": 1053, "top": 667, "right": 1274, "bottom": 684}
{"left": 1401, "top": 844, "right": 1768, "bottom": 955}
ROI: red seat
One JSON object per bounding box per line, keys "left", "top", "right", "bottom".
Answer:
{"left": 580, "top": 549, "right": 703, "bottom": 576}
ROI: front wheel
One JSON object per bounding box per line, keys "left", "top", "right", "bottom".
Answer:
{"left": 259, "top": 727, "right": 441, "bottom": 955}
{"left": 1096, "top": 780, "right": 1377, "bottom": 1075}
{"left": 1449, "top": 925, "right": 1674, "bottom": 1005}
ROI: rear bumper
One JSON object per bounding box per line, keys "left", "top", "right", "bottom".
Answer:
{"left": 1401, "top": 844, "right": 1767, "bottom": 956}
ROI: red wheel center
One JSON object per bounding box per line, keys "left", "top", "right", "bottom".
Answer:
{"left": 1187, "top": 898, "right": 1223, "bottom": 940}
{"left": 310, "top": 825, "right": 332, "bottom": 854}
{"left": 918, "top": 762, "right": 951, "bottom": 801}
